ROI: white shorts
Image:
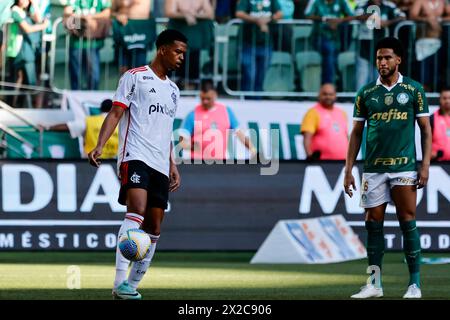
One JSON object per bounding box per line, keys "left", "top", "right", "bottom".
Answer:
{"left": 360, "top": 171, "right": 418, "bottom": 208}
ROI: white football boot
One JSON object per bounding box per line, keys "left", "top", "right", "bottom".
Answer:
{"left": 351, "top": 284, "right": 384, "bottom": 299}
{"left": 403, "top": 284, "right": 422, "bottom": 299}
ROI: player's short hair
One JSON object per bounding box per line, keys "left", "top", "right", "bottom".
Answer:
{"left": 100, "top": 99, "right": 112, "bottom": 113}
{"left": 155, "top": 29, "right": 188, "bottom": 49}
{"left": 375, "top": 37, "right": 404, "bottom": 58}
{"left": 440, "top": 87, "right": 450, "bottom": 93}
{"left": 200, "top": 79, "right": 216, "bottom": 93}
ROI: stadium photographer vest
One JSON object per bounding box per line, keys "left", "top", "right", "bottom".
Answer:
{"left": 311, "top": 103, "right": 348, "bottom": 160}
{"left": 192, "top": 103, "right": 230, "bottom": 160}
{"left": 84, "top": 114, "right": 119, "bottom": 158}
{"left": 432, "top": 110, "right": 450, "bottom": 161}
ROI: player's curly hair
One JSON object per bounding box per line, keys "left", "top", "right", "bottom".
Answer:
{"left": 375, "top": 37, "right": 404, "bottom": 59}
{"left": 156, "top": 29, "right": 188, "bottom": 48}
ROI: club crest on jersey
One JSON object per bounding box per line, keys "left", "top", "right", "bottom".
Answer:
{"left": 130, "top": 172, "right": 141, "bottom": 184}
{"left": 384, "top": 95, "right": 394, "bottom": 106}
{"left": 171, "top": 92, "right": 177, "bottom": 106}
{"left": 397, "top": 93, "right": 409, "bottom": 105}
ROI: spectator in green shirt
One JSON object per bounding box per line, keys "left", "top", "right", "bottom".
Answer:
{"left": 355, "top": 0, "right": 405, "bottom": 90}
{"left": 166, "top": 0, "right": 215, "bottom": 90}
{"left": 0, "top": 0, "right": 14, "bottom": 74}
{"left": 6, "top": 0, "right": 49, "bottom": 89}
{"left": 63, "top": 0, "right": 111, "bottom": 90}
{"left": 235, "top": 0, "right": 283, "bottom": 95}
{"left": 305, "top": 0, "right": 354, "bottom": 85}
{"left": 111, "top": 0, "right": 155, "bottom": 75}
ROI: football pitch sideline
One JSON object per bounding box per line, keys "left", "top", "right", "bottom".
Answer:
{"left": 0, "top": 252, "right": 449, "bottom": 300}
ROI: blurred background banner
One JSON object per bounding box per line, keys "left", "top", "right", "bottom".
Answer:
{"left": 251, "top": 215, "right": 367, "bottom": 264}
{"left": 0, "top": 160, "right": 449, "bottom": 251}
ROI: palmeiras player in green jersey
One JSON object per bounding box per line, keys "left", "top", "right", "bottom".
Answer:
{"left": 344, "top": 37, "right": 432, "bottom": 299}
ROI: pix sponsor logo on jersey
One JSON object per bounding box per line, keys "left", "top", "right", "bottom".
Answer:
{"left": 148, "top": 102, "right": 176, "bottom": 118}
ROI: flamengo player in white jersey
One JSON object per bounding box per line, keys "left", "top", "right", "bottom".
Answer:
{"left": 88, "top": 29, "right": 187, "bottom": 300}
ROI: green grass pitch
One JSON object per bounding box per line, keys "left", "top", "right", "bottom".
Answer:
{"left": 0, "top": 251, "right": 449, "bottom": 300}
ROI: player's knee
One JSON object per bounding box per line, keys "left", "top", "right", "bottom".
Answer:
{"left": 143, "top": 226, "right": 160, "bottom": 236}
{"left": 365, "top": 211, "right": 384, "bottom": 222}
{"left": 127, "top": 204, "right": 147, "bottom": 217}
{"left": 397, "top": 210, "right": 416, "bottom": 222}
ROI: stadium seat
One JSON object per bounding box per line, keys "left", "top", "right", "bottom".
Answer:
{"left": 291, "top": 25, "right": 313, "bottom": 55}
{"left": 263, "top": 51, "right": 295, "bottom": 92}
{"left": 216, "top": 24, "right": 240, "bottom": 75}
{"left": 295, "top": 51, "right": 322, "bottom": 93}
{"left": 338, "top": 51, "right": 357, "bottom": 92}
{"left": 200, "top": 49, "right": 213, "bottom": 78}
{"left": 99, "top": 37, "right": 115, "bottom": 64}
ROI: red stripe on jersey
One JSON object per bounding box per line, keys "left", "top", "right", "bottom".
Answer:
{"left": 113, "top": 101, "right": 128, "bottom": 109}
{"left": 129, "top": 66, "right": 147, "bottom": 74}
{"left": 121, "top": 111, "right": 132, "bottom": 163}
{"left": 125, "top": 216, "right": 143, "bottom": 225}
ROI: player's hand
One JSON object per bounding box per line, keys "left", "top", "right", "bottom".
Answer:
{"left": 326, "top": 18, "right": 341, "bottom": 30}
{"left": 344, "top": 172, "right": 356, "bottom": 197}
{"left": 169, "top": 163, "right": 181, "bottom": 192}
{"left": 257, "top": 17, "right": 270, "bottom": 33}
{"left": 116, "top": 13, "right": 128, "bottom": 26}
{"left": 417, "top": 165, "right": 429, "bottom": 189}
{"left": 185, "top": 14, "right": 197, "bottom": 26}
{"left": 88, "top": 146, "right": 103, "bottom": 168}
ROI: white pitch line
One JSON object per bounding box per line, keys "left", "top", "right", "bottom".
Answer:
{"left": 0, "top": 220, "right": 449, "bottom": 227}
{"left": 0, "top": 220, "right": 123, "bottom": 226}
{"left": 348, "top": 221, "right": 450, "bottom": 228}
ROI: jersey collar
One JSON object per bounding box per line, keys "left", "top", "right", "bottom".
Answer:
{"left": 376, "top": 73, "right": 403, "bottom": 91}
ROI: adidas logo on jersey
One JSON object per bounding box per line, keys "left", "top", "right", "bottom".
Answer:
{"left": 149, "top": 88, "right": 156, "bottom": 93}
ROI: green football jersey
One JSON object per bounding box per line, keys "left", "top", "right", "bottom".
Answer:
{"left": 353, "top": 75, "right": 429, "bottom": 173}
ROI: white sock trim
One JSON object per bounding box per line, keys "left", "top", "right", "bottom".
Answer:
{"left": 124, "top": 212, "right": 144, "bottom": 226}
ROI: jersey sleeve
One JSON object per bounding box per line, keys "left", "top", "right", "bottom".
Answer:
{"left": 226, "top": 107, "right": 240, "bottom": 130}
{"left": 272, "top": 0, "right": 282, "bottom": 13}
{"left": 236, "top": 0, "right": 249, "bottom": 12}
{"left": 341, "top": 0, "right": 354, "bottom": 16}
{"left": 353, "top": 88, "right": 367, "bottom": 121}
{"left": 11, "top": 8, "right": 25, "bottom": 23}
{"left": 414, "top": 84, "right": 429, "bottom": 118}
{"left": 112, "top": 71, "right": 135, "bottom": 109}
{"left": 100, "top": 0, "right": 112, "bottom": 10}
{"left": 304, "top": 0, "right": 318, "bottom": 16}
{"left": 301, "top": 108, "right": 320, "bottom": 134}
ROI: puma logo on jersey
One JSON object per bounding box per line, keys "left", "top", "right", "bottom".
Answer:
{"left": 371, "top": 97, "right": 379, "bottom": 103}
{"left": 149, "top": 88, "right": 156, "bottom": 93}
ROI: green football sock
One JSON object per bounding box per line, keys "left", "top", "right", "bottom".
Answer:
{"left": 400, "top": 220, "right": 421, "bottom": 287}
{"left": 365, "top": 221, "right": 385, "bottom": 288}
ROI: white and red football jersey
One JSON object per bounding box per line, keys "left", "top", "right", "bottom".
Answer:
{"left": 112, "top": 65, "right": 180, "bottom": 177}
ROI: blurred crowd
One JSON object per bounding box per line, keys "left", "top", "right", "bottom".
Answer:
{"left": 1, "top": 0, "right": 450, "bottom": 100}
